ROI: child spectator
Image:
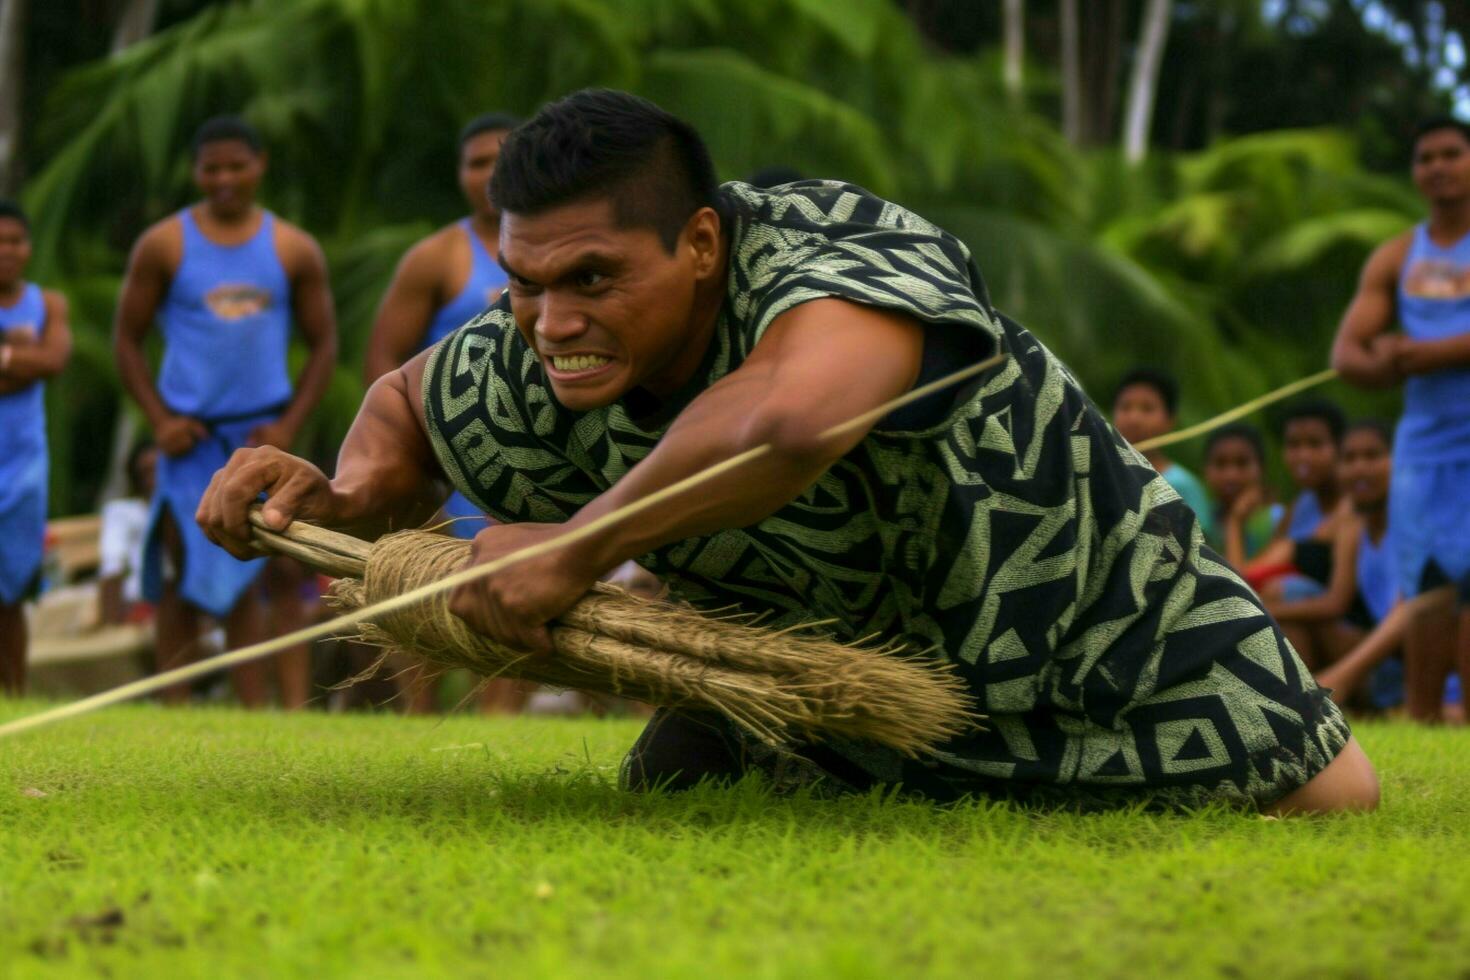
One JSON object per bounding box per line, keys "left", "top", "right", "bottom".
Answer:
{"left": 1276, "top": 399, "right": 1348, "bottom": 541}
{"left": 1269, "top": 420, "right": 1399, "bottom": 675}
{"left": 1111, "top": 367, "right": 1215, "bottom": 539}
{"left": 1204, "top": 422, "right": 1283, "bottom": 569}
{"left": 98, "top": 440, "right": 158, "bottom": 625}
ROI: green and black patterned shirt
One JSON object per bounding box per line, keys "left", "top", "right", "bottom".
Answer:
{"left": 424, "top": 181, "right": 1346, "bottom": 805}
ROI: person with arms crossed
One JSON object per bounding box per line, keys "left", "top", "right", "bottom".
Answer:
{"left": 1331, "top": 115, "right": 1470, "bottom": 723}
{"left": 0, "top": 201, "right": 71, "bottom": 695}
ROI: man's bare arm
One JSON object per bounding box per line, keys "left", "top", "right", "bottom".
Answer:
{"left": 197, "top": 350, "right": 447, "bottom": 558}
{"left": 113, "top": 225, "right": 179, "bottom": 427}
{"left": 1331, "top": 235, "right": 1409, "bottom": 388}
{"left": 255, "top": 225, "right": 339, "bottom": 449}
{"left": 364, "top": 238, "right": 442, "bottom": 384}
{"left": 568, "top": 298, "right": 926, "bottom": 569}
{"left": 445, "top": 298, "right": 931, "bottom": 654}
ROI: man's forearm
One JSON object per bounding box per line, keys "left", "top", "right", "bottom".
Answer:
{"left": 278, "top": 339, "right": 338, "bottom": 435}
{"left": 1404, "top": 333, "right": 1470, "bottom": 374}
{"left": 114, "top": 338, "right": 172, "bottom": 425}
{"left": 1331, "top": 338, "right": 1398, "bottom": 388}
{"left": 564, "top": 388, "right": 852, "bottom": 575}
{"left": 319, "top": 374, "right": 445, "bottom": 538}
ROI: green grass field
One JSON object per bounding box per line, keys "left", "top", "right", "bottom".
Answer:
{"left": 1, "top": 703, "right": 1467, "bottom": 979}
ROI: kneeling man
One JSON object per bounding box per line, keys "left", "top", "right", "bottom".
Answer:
{"left": 200, "top": 90, "right": 1375, "bottom": 812}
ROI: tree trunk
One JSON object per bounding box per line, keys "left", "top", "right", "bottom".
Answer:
{"left": 111, "top": 0, "right": 158, "bottom": 53}
{"left": 1059, "top": 0, "right": 1081, "bottom": 143}
{"left": 1003, "top": 0, "right": 1024, "bottom": 103}
{"left": 0, "top": 0, "right": 26, "bottom": 196}
{"left": 1079, "top": 0, "right": 1126, "bottom": 146}
{"left": 1123, "top": 0, "right": 1173, "bottom": 164}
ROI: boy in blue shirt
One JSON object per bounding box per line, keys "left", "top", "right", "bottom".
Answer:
{"left": 0, "top": 201, "right": 71, "bottom": 695}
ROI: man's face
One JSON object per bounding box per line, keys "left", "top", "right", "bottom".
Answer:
{"left": 1204, "top": 436, "right": 1262, "bottom": 506}
{"left": 1282, "top": 417, "right": 1338, "bottom": 492}
{"left": 1112, "top": 383, "right": 1173, "bottom": 446}
{"left": 459, "top": 129, "right": 510, "bottom": 219}
{"left": 500, "top": 197, "right": 713, "bottom": 412}
{"left": 0, "top": 218, "right": 30, "bottom": 289}
{"left": 1339, "top": 429, "right": 1390, "bottom": 511}
{"left": 1412, "top": 128, "right": 1470, "bottom": 206}
{"left": 193, "top": 139, "right": 265, "bottom": 219}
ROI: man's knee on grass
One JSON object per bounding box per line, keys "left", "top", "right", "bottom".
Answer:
{"left": 1266, "top": 737, "right": 1379, "bottom": 815}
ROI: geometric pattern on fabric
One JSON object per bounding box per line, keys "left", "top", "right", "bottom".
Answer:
{"left": 423, "top": 179, "right": 1350, "bottom": 808}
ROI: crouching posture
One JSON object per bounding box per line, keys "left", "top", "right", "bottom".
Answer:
{"left": 199, "top": 90, "right": 1376, "bottom": 813}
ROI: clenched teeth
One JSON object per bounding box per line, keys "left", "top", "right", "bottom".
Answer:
{"left": 551, "top": 354, "right": 611, "bottom": 372}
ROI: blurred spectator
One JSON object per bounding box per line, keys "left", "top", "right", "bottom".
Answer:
{"left": 1111, "top": 367, "right": 1214, "bottom": 540}
{"left": 1204, "top": 422, "right": 1282, "bottom": 569}
{"left": 98, "top": 440, "right": 158, "bottom": 626}
{"left": 0, "top": 199, "right": 72, "bottom": 696}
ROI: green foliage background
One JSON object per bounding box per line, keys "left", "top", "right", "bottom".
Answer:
{"left": 15, "top": 0, "right": 1440, "bottom": 513}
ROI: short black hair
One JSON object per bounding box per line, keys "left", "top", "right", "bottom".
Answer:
{"left": 1279, "top": 398, "right": 1346, "bottom": 443}
{"left": 747, "top": 166, "right": 805, "bottom": 189}
{"left": 459, "top": 112, "right": 521, "bottom": 148}
{"left": 192, "top": 115, "right": 263, "bottom": 158}
{"left": 0, "top": 199, "right": 28, "bottom": 232}
{"left": 490, "top": 88, "right": 719, "bottom": 253}
{"left": 1112, "top": 366, "right": 1179, "bottom": 416}
{"left": 1345, "top": 417, "right": 1394, "bottom": 449}
{"left": 1205, "top": 421, "right": 1266, "bottom": 465}
{"left": 1412, "top": 115, "right": 1470, "bottom": 153}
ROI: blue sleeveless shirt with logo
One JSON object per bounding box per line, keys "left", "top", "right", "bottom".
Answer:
{"left": 1396, "top": 224, "right": 1470, "bottom": 462}
{"left": 144, "top": 209, "right": 293, "bottom": 616}
{"left": 422, "top": 219, "right": 507, "bottom": 350}
{"left": 158, "top": 208, "right": 292, "bottom": 419}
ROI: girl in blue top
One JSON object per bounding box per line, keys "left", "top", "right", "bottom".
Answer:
{"left": 0, "top": 201, "right": 72, "bottom": 696}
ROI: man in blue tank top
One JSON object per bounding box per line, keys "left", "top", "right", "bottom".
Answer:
{"left": 113, "top": 116, "right": 338, "bottom": 708}
{"left": 364, "top": 113, "right": 516, "bottom": 544}
{"left": 1332, "top": 116, "right": 1470, "bottom": 723}
{"left": 0, "top": 201, "right": 72, "bottom": 695}
{"left": 360, "top": 113, "right": 525, "bottom": 713}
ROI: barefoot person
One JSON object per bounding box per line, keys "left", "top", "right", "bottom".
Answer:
{"left": 1331, "top": 115, "right": 1470, "bottom": 723}
{"left": 200, "top": 90, "right": 1375, "bottom": 812}
{"left": 0, "top": 201, "right": 71, "bottom": 695}
{"left": 114, "top": 116, "right": 337, "bottom": 707}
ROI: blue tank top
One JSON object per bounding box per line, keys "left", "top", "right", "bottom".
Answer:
{"left": 157, "top": 208, "right": 293, "bottom": 419}
{"left": 1285, "top": 490, "right": 1323, "bottom": 541}
{"left": 1356, "top": 525, "right": 1396, "bottom": 626}
{"left": 422, "top": 219, "right": 508, "bottom": 349}
{"left": 0, "top": 283, "right": 48, "bottom": 458}
{"left": 1396, "top": 224, "right": 1470, "bottom": 462}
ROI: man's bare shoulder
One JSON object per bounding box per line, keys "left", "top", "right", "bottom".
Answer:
{"left": 390, "top": 222, "right": 469, "bottom": 289}
{"left": 40, "top": 288, "right": 68, "bottom": 314}
{"left": 131, "top": 214, "right": 185, "bottom": 271}
{"left": 1364, "top": 229, "right": 1415, "bottom": 281}
{"left": 271, "top": 215, "right": 328, "bottom": 275}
